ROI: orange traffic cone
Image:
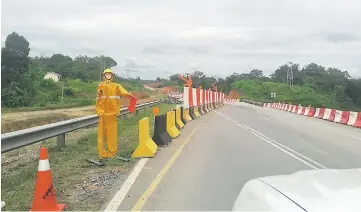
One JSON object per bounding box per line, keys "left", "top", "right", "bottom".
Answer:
{"left": 30, "top": 147, "right": 65, "bottom": 211}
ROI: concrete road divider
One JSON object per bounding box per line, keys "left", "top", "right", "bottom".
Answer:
{"left": 132, "top": 117, "right": 158, "bottom": 158}
{"left": 201, "top": 105, "right": 207, "bottom": 114}
{"left": 152, "top": 115, "right": 172, "bottom": 146}
{"left": 175, "top": 108, "right": 185, "bottom": 129}
{"left": 194, "top": 106, "right": 201, "bottom": 118}
{"left": 189, "top": 107, "right": 197, "bottom": 120}
{"left": 166, "top": 111, "right": 180, "bottom": 138}
{"left": 199, "top": 105, "right": 204, "bottom": 115}
{"left": 181, "top": 107, "right": 188, "bottom": 125}
{"left": 185, "top": 108, "right": 193, "bottom": 122}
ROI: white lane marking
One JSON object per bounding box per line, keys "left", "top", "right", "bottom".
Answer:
{"left": 216, "top": 111, "right": 328, "bottom": 169}
{"left": 217, "top": 112, "right": 328, "bottom": 169}
{"left": 220, "top": 112, "right": 328, "bottom": 169}
{"left": 250, "top": 131, "right": 319, "bottom": 169}
{"left": 218, "top": 112, "right": 322, "bottom": 169}
{"left": 104, "top": 158, "right": 148, "bottom": 211}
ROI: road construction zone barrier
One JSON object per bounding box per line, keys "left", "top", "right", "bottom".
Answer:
{"left": 175, "top": 107, "right": 185, "bottom": 129}
{"left": 152, "top": 114, "right": 172, "bottom": 146}
{"left": 132, "top": 117, "right": 158, "bottom": 158}
{"left": 263, "top": 102, "right": 361, "bottom": 129}
{"left": 181, "top": 86, "right": 225, "bottom": 119}
{"left": 10, "top": 96, "right": 228, "bottom": 210}
{"left": 225, "top": 99, "right": 239, "bottom": 102}
{"left": 180, "top": 106, "right": 188, "bottom": 124}
{"left": 166, "top": 111, "right": 180, "bottom": 138}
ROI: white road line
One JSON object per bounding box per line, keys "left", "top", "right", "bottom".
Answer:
{"left": 216, "top": 111, "right": 328, "bottom": 169}
{"left": 103, "top": 158, "right": 148, "bottom": 211}
{"left": 250, "top": 131, "right": 319, "bottom": 169}
{"left": 218, "top": 112, "right": 328, "bottom": 169}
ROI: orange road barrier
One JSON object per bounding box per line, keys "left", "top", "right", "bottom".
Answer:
{"left": 153, "top": 106, "right": 160, "bottom": 116}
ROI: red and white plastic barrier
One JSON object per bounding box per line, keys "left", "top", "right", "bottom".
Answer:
{"left": 333, "top": 110, "right": 342, "bottom": 123}
{"left": 339, "top": 111, "right": 350, "bottom": 125}
{"left": 182, "top": 87, "right": 225, "bottom": 112}
{"left": 328, "top": 109, "right": 336, "bottom": 122}
{"left": 263, "top": 102, "right": 360, "bottom": 129}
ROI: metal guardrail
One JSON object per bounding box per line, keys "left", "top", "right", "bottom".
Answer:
{"left": 1, "top": 100, "right": 163, "bottom": 153}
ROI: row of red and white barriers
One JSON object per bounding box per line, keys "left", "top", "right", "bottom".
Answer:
{"left": 263, "top": 103, "right": 361, "bottom": 129}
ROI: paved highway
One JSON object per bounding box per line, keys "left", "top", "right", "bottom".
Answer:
{"left": 109, "top": 102, "right": 361, "bottom": 211}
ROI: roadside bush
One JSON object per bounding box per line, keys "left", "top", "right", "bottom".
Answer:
{"left": 63, "top": 88, "right": 75, "bottom": 97}
{"left": 40, "top": 79, "right": 56, "bottom": 88}
{"left": 47, "top": 91, "right": 61, "bottom": 102}
{"left": 1, "top": 84, "right": 30, "bottom": 107}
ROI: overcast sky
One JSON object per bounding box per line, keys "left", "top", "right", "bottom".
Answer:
{"left": 2, "top": 0, "right": 361, "bottom": 79}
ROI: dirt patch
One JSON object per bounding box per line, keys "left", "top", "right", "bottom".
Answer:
{"left": 1, "top": 114, "right": 71, "bottom": 134}
{"left": 227, "top": 89, "right": 241, "bottom": 99}
{"left": 160, "top": 86, "right": 179, "bottom": 94}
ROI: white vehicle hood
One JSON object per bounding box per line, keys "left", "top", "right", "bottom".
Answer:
{"left": 257, "top": 168, "right": 361, "bottom": 211}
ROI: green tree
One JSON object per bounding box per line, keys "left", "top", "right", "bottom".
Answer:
{"left": 1, "top": 32, "right": 34, "bottom": 107}
{"left": 1, "top": 32, "right": 30, "bottom": 88}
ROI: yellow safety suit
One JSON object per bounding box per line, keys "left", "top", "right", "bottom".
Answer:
{"left": 96, "top": 79, "right": 131, "bottom": 159}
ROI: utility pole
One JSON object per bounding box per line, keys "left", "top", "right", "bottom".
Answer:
{"left": 286, "top": 62, "right": 294, "bottom": 87}
{"left": 61, "top": 81, "right": 64, "bottom": 105}
{"left": 288, "top": 61, "right": 294, "bottom": 87}
{"left": 100, "top": 55, "right": 103, "bottom": 81}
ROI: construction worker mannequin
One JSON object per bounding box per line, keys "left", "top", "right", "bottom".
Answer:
{"left": 96, "top": 68, "right": 136, "bottom": 163}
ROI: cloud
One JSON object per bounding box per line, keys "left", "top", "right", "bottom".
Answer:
{"left": 2, "top": 0, "right": 361, "bottom": 79}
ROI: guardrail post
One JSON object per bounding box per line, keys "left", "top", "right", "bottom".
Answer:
{"left": 136, "top": 110, "right": 139, "bottom": 115}
{"left": 121, "top": 114, "right": 128, "bottom": 120}
{"left": 57, "top": 133, "right": 65, "bottom": 148}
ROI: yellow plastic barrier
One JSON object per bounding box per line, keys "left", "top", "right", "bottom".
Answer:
{"left": 131, "top": 117, "right": 158, "bottom": 158}
{"left": 166, "top": 111, "right": 180, "bottom": 138}
{"left": 185, "top": 109, "right": 192, "bottom": 122}
{"left": 194, "top": 106, "right": 201, "bottom": 118}
{"left": 175, "top": 108, "right": 185, "bottom": 129}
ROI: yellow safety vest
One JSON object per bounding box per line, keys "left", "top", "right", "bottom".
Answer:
{"left": 96, "top": 81, "right": 130, "bottom": 116}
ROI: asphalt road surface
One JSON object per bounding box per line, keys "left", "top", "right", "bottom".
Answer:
{"left": 112, "top": 102, "right": 361, "bottom": 211}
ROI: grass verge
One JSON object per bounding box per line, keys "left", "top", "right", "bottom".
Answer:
{"left": 1, "top": 103, "right": 176, "bottom": 211}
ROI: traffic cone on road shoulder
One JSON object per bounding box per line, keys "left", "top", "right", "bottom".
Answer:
{"left": 30, "top": 147, "right": 65, "bottom": 211}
